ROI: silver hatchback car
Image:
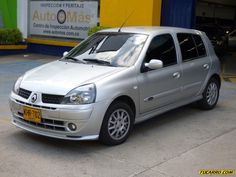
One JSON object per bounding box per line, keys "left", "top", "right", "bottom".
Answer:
{"left": 9, "top": 27, "right": 221, "bottom": 145}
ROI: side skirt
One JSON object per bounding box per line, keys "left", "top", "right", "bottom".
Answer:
{"left": 135, "top": 95, "right": 202, "bottom": 124}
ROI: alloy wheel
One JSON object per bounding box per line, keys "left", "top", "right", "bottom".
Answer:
{"left": 107, "top": 109, "right": 131, "bottom": 140}
{"left": 206, "top": 82, "right": 218, "bottom": 106}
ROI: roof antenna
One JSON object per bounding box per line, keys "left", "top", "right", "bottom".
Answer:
{"left": 118, "top": 10, "right": 135, "bottom": 32}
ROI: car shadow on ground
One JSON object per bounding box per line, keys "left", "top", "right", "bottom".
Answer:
{"left": 7, "top": 104, "right": 211, "bottom": 155}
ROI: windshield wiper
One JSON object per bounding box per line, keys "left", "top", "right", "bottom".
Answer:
{"left": 64, "top": 56, "right": 86, "bottom": 63}
{"left": 83, "top": 59, "right": 112, "bottom": 66}
{"left": 89, "top": 43, "right": 99, "bottom": 54}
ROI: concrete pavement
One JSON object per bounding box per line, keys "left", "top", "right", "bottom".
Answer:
{"left": 0, "top": 54, "right": 235, "bottom": 177}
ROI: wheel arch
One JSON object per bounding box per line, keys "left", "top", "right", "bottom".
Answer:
{"left": 197, "top": 73, "right": 221, "bottom": 110}
{"left": 210, "top": 73, "right": 221, "bottom": 87}
{"left": 109, "top": 95, "right": 136, "bottom": 118}
{"left": 99, "top": 95, "right": 136, "bottom": 145}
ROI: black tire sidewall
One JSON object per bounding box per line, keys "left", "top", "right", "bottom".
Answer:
{"left": 200, "top": 78, "right": 220, "bottom": 110}
{"left": 99, "top": 101, "right": 134, "bottom": 145}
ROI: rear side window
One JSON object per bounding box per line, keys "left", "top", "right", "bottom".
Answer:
{"left": 192, "top": 34, "right": 206, "bottom": 57}
{"left": 146, "top": 34, "right": 177, "bottom": 67}
{"left": 177, "top": 33, "right": 198, "bottom": 61}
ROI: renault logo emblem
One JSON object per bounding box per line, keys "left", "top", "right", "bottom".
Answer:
{"left": 31, "top": 93, "right": 37, "bottom": 103}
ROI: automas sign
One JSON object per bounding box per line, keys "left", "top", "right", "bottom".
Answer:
{"left": 29, "top": 1, "right": 98, "bottom": 39}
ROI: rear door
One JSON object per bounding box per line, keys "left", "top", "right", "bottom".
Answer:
{"left": 177, "top": 33, "right": 211, "bottom": 98}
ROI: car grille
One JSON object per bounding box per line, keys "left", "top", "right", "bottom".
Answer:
{"left": 17, "top": 88, "right": 64, "bottom": 104}
{"left": 16, "top": 100, "right": 56, "bottom": 110}
{"left": 18, "top": 88, "right": 32, "bottom": 99}
{"left": 17, "top": 112, "right": 67, "bottom": 132}
{"left": 42, "top": 94, "right": 64, "bottom": 104}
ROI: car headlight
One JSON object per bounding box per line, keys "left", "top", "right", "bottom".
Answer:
{"left": 13, "top": 76, "right": 23, "bottom": 94}
{"left": 62, "top": 84, "right": 96, "bottom": 105}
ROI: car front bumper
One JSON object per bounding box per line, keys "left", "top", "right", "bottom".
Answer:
{"left": 9, "top": 92, "right": 109, "bottom": 141}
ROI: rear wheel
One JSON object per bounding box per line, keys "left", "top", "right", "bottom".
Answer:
{"left": 99, "top": 101, "right": 134, "bottom": 145}
{"left": 197, "top": 78, "right": 220, "bottom": 110}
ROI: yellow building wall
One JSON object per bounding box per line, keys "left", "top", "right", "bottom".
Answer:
{"left": 100, "top": 0, "right": 162, "bottom": 27}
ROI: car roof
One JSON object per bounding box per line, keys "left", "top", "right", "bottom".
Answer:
{"left": 99, "top": 26, "right": 203, "bottom": 35}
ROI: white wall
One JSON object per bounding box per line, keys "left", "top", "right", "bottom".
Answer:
{"left": 196, "top": 2, "right": 235, "bottom": 20}
{"left": 17, "top": 0, "right": 28, "bottom": 38}
{"left": 204, "top": 0, "right": 236, "bottom": 6}
{"left": 215, "top": 6, "right": 235, "bottom": 20}
{"left": 196, "top": 2, "right": 215, "bottom": 18}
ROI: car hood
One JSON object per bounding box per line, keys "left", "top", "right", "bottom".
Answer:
{"left": 20, "top": 60, "right": 125, "bottom": 95}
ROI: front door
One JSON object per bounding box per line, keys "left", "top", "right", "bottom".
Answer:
{"left": 138, "top": 34, "right": 183, "bottom": 114}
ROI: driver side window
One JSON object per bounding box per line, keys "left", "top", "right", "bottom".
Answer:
{"left": 145, "top": 34, "right": 177, "bottom": 67}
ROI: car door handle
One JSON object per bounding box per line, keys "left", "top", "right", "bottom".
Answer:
{"left": 173, "top": 72, "right": 180, "bottom": 79}
{"left": 203, "top": 64, "right": 209, "bottom": 70}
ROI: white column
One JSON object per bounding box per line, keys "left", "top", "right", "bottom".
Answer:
{"left": 17, "top": 0, "right": 28, "bottom": 39}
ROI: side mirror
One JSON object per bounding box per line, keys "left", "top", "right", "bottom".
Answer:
{"left": 144, "top": 59, "right": 163, "bottom": 70}
{"left": 63, "top": 51, "right": 69, "bottom": 57}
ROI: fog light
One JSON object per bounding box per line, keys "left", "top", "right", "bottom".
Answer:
{"left": 68, "top": 123, "right": 77, "bottom": 131}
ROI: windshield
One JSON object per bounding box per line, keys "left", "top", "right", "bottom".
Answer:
{"left": 63, "top": 33, "right": 148, "bottom": 67}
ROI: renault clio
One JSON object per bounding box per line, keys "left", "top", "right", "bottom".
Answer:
{"left": 9, "top": 27, "right": 221, "bottom": 145}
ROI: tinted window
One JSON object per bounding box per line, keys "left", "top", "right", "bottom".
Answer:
{"left": 97, "top": 34, "right": 132, "bottom": 52}
{"left": 146, "top": 34, "right": 177, "bottom": 67}
{"left": 177, "top": 33, "right": 198, "bottom": 61}
{"left": 193, "top": 35, "right": 206, "bottom": 57}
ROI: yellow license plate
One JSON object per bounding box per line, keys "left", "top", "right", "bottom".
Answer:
{"left": 23, "top": 106, "right": 42, "bottom": 123}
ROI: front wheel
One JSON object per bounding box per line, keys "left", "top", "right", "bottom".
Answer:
{"left": 197, "top": 78, "right": 220, "bottom": 110}
{"left": 99, "top": 101, "right": 134, "bottom": 145}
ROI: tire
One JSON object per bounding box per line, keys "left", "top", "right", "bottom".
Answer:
{"left": 99, "top": 101, "right": 134, "bottom": 145}
{"left": 197, "top": 78, "right": 220, "bottom": 110}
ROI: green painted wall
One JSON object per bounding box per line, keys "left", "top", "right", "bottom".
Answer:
{"left": 0, "top": 0, "right": 17, "bottom": 28}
